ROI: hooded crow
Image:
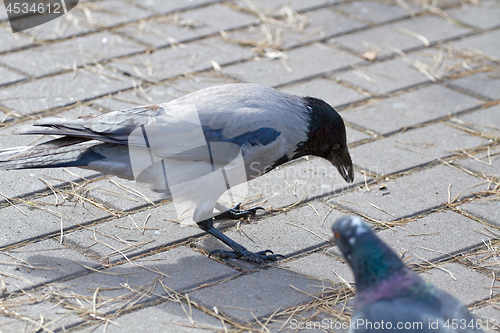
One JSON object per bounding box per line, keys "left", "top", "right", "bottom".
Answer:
{"left": 0, "top": 83, "right": 353, "bottom": 263}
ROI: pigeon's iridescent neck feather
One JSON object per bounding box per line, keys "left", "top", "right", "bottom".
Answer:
{"left": 355, "top": 268, "right": 424, "bottom": 310}
{"left": 352, "top": 236, "right": 438, "bottom": 311}
{"left": 350, "top": 235, "right": 406, "bottom": 293}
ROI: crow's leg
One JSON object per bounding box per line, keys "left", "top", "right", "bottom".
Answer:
{"left": 214, "top": 203, "right": 264, "bottom": 220}
{"left": 197, "top": 218, "right": 284, "bottom": 264}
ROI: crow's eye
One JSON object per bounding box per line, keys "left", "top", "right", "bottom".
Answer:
{"left": 332, "top": 143, "right": 340, "bottom": 150}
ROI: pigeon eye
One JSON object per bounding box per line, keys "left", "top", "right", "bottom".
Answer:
{"left": 333, "top": 230, "right": 341, "bottom": 239}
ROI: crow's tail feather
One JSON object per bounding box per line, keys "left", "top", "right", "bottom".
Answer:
{"left": 0, "top": 137, "right": 104, "bottom": 170}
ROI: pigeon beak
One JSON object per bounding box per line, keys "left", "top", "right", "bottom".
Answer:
{"left": 328, "top": 147, "right": 354, "bottom": 183}
{"left": 331, "top": 229, "right": 341, "bottom": 243}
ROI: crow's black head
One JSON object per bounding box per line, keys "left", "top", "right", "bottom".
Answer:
{"left": 295, "top": 97, "right": 354, "bottom": 183}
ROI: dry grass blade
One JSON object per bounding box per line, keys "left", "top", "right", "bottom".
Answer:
{"left": 90, "top": 233, "right": 134, "bottom": 266}
{"left": 275, "top": 190, "right": 309, "bottom": 212}
{"left": 109, "top": 179, "right": 154, "bottom": 205}
{"left": 279, "top": 4, "right": 309, "bottom": 32}
{"left": 369, "top": 203, "right": 395, "bottom": 217}
{"left": 394, "top": 27, "right": 430, "bottom": 46}
{"left": 0, "top": 191, "right": 28, "bottom": 216}
{"left": 352, "top": 66, "right": 376, "bottom": 83}
{"left": 114, "top": 225, "right": 159, "bottom": 231}
{"left": 306, "top": 203, "right": 320, "bottom": 217}
{"left": 65, "top": 186, "right": 119, "bottom": 217}
{"left": 363, "top": 170, "right": 370, "bottom": 191}
{"left": 321, "top": 206, "right": 334, "bottom": 227}
{"left": 284, "top": 222, "right": 329, "bottom": 241}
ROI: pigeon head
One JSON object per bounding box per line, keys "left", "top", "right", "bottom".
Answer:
{"left": 296, "top": 97, "right": 354, "bottom": 183}
{"left": 331, "top": 216, "right": 405, "bottom": 292}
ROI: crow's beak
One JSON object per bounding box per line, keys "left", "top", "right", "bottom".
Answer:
{"left": 328, "top": 147, "right": 354, "bottom": 183}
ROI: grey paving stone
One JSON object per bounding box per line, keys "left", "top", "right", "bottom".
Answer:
{"left": 115, "top": 17, "right": 203, "bottom": 49}
{"left": 454, "top": 105, "right": 500, "bottom": 138}
{"left": 20, "top": 7, "right": 95, "bottom": 41}
{"left": 283, "top": 252, "right": 354, "bottom": 283}
{"left": 63, "top": 205, "right": 203, "bottom": 262}
{"left": 91, "top": 94, "right": 141, "bottom": 112}
{"left": 0, "top": 295, "right": 84, "bottom": 333}
{"left": 18, "top": 0, "right": 140, "bottom": 41}
{"left": 0, "top": 67, "right": 135, "bottom": 114}
{"left": 227, "top": 7, "right": 367, "bottom": 50}
{"left": 278, "top": 77, "right": 368, "bottom": 109}
{"left": 0, "top": 166, "right": 100, "bottom": 203}
{"left": 222, "top": 43, "right": 362, "bottom": 87}
{"left": 196, "top": 202, "right": 344, "bottom": 259}
{"left": 92, "top": 74, "right": 234, "bottom": 111}
{"left": 375, "top": 211, "right": 490, "bottom": 264}
{"left": 0, "top": 66, "right": 25, "bottom": 86}
{"left": 346, "top": 126, "right": 373, "bottom": 144}
{"left": 128, "top": 0, "right": 220, "bottom": 15}
{"left": 447, "top": 70, "right": 500, "bottom": 100}
{"left": 232, "top": 0, "right": 342, "bottom": 13}
{"left": 393, "top": 13, "right": 473, "bottom": 44}
{"left": 455, "top": 145, "right": 500, "bottom": 178}
{"left": 405, "top": 45, "right": 474, "bottom": 78}
{"left": 110, "top": 36, "right": 254, "bottom": 82}
{"left": 97, "top": 300, "right": 229, "bottom": 333}
{"left": 188, "top": 267, "right": 324, "bottom": 322}
{"left": 460, "top": 198, "right": 500, "bottom": 227}
{"left": 451, "top": 30, "right": 500, "bottom": 60}
{"left": 472, "top": 305, "right": 500, "bottom": 326}
{"left": 300, "top": 7, "right": 367, "bottom": 41}
{"left": 329, "top": 24, "right": 420, "bottom": 59}
{"left": 0, "top": 32, "right": 144, "bottom": 78}
{"left": 329, "top": 15, "right": 472, "bottom": 59}
{"left": 0, "top": 239, "right": 101, "bottom": 293}
{"left": 117, "top": 3, "right": 254, "bottom": 49}
{"left": 423, "top": 263, "right": 495, "bottom": 305}
{"left": 173, "top": 3, "right": 257, "bottom": 36}
{"left": 335, "top": 57, "right": 431, "bottom": 94}
{"left": 446, "top": 0, "right": 500, "bottom": 30}
{"left": 327, "top": 164, "right": 490, "bottom": 221}
{"left": 341, "top": 84, "right": 483, "bottom": 135}
{"left": 338, "top": 0, "right": 410, "bottom": 24}
{"left": 51, "top": 246, "right": 238, "bottom": 315}
{"left": 464, "top": 241, "right": 500, "bottom": 274}
{"left": 349, "top": 122, "right": 487, "bottom": 175}
{"left": 72, "top": 0, "right": 154, "bottom": 29}
{"left": 86, "top": 177, "right": 166, "bottom": 212}
{"left": 0, "top": 23, "right": 33, "bottom": 53}
{"left": 223, "top": 23, "right": 297, "bottom": 51}
{"left": 0, "top": 194, "right": 112, "bottom": 248}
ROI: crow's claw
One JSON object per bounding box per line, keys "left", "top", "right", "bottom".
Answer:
{"left": 209, "top": 248, "right": 285, "bottom": 264}
{"left": 215, "top": 203, "right": 265, "bottom": 220}
{"left": 255, "top": 249, "right": 275, "bottom": 256}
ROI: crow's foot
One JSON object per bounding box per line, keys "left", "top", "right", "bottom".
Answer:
{"left": 209, "top": 249, "right": 285, "bottom": 264}
{"left": 198, "top": 218, "right": 282, "bottom": 264}
{"left": 215, "top": 203, "right": 264, "bottom": 220}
